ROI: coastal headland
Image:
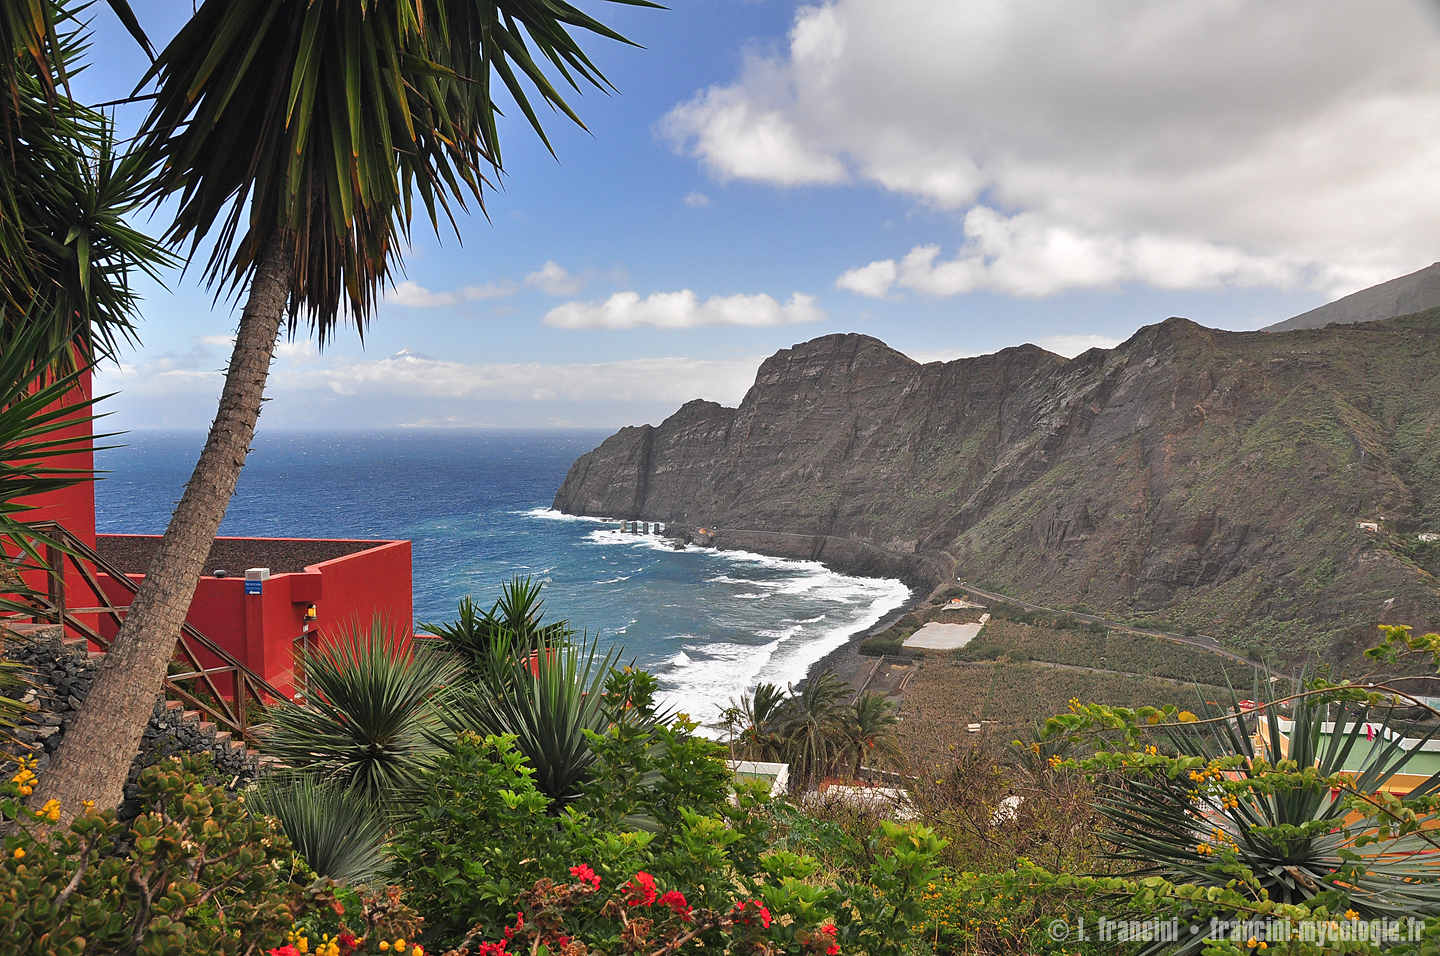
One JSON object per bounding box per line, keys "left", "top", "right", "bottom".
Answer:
{"left": 555, "top": 311, "right": 1440, "bottom": 672}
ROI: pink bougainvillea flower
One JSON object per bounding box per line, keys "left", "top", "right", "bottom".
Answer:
{"left": 268, "top": 947, "right": 300, "bottom": 956}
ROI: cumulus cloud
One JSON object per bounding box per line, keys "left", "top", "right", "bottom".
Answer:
{"left": 840, "top": 207, "right": 1302, "bottom": 298}
{"left": 524, "top": 261, "right": 589, "bottom": 296}
{"left": 684, "top": 191, "right": 711, "bottom": 208}
{"left": 386, "top": 279, "right": 516, "bottom": 307}
{"left": 265, "top": 351, "right": 764, "bottom": 406}
{"left": 544, "top": 290, "right": 826, "bottom": 330}
{"left": 666, "top": 0, "right": 1440, "bottom": 295}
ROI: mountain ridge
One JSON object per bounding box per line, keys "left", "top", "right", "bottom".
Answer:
{"left": 554, "top": 314, "right": 1440, "bottom": 666}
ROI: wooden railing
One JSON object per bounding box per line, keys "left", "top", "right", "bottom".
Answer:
{"left": 8, "top": 521, "right": 285, "bottom": 746}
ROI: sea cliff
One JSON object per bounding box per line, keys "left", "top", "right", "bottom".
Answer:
{"left": 555, "top": 313, "right": 1440, "bottom": 665}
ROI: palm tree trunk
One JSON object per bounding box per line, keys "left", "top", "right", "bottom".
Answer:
{"left": 31, "top": 233, "right": 294, "bottom": 824}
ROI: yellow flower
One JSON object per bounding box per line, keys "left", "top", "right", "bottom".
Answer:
{"left": 413, "top": 947, "right": 424, "bottom": 956}
{"left": 1247, "top": 938, "right": 1258, "bottom": 949}
{"left": 395, "top": 941, "right": 406, "bottom": 951}
{"left": 1345, "top": 910, "right": 1359, "bottom": 921}
{"left": 380, "top": 944, "right": 390, "bottom": 953}
{"left": 12, "top": 847, "right": 23, "bottom": 859}
{"left": 296, "top": 937, "right": 308, "bottom": 954}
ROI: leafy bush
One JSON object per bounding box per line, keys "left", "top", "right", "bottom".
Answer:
{"left": 0, "top": 754, "right": 305, "bottom": 954}
{"left": 392, "top": 671, "right": 944, "bottom": 955}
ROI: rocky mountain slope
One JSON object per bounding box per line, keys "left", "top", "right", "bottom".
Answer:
{"left": 1266, "top": 263, "right": 1440, "bottom": 331}
{"left": 554, "top": 313, "right": 1440, "bottom": 666}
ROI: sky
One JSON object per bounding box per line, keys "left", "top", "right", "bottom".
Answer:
{"left": 75, "top": 0, "right": 1440, "bottom": 430}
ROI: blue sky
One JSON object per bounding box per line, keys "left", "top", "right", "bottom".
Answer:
{"left": 78, "top": 1, "right": 1440, "bottom": 429}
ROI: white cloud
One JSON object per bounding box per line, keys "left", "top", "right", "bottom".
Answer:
{"left": 525, "top": 261, "right": 588, "bottom": 296}
{"left": 684, "top": 191, "right": 711, "bottom": 208}
{"left": 274, "top": 353, "right": 763, "bottom": 405}
{"left": 1034, "top": 334, "right": 1122, "bottom": 358}
{"left": 196, "top": 334, "right": 235, "bottom": 348}
{"left": 842, "top": 207, "right": 1304, "bottom": 298}
{"left": 666, "top": 0, "right": 1440, "bottom": 295}
{"left": 544, "top": 290, "right": 826, "bottom": 330}
{"left": 386, "top": 279, "right": 516, "bottom": 307}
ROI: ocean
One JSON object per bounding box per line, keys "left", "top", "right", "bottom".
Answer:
{"left": 94, "top": 430, "right": 910, "bottom": 724}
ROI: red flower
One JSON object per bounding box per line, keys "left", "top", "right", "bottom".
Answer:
{"left": 732, "top": 900, "right": 772, "bottom": 929}
{"left": 556, "top": 938, "right": 572, "bottom": 949}
{"left": 826, "top": 944, "right": 840, "bottom": 955}
{"left": 477, "top": 943, "right": 508, "bottom": 956}
{"left": 624, "top": 871, "right": 658, "bottom": 907}
{"left": 337, "top": 930, "right": 359, "bottom": 955}
{"left": 658, "top": 890, "right": 692, "bottom": 921}
{"left": 569, "top": 864, "right": 601, "bottom": 888}
{"left": 268, "top": 947, "right": 299, "bottom": 956}
{"left": 503, "top": 913, "right": 525, "bottom": 940}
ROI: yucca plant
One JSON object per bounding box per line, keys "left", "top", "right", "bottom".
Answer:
{"left": 419, "top": 575, "right": 574, "bottom": 673}
{"left": 249, "top": 772, "right": 389, "bottom": 884}
{"left": 1099, "top": 687, "right": 1440, "bottom": 954}
{"left": 263, "top": 618, "right": 464, "bottom": 808}
{"left": 440, "top": 630, "right": 628, "bottom": 805}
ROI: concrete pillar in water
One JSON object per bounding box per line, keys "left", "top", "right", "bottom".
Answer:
{"left": 643, "top": 522, "right": 650, "bottom": 534}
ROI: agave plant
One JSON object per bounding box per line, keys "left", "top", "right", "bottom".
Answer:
{"left": 262, "top": 618, "right": 464, "bottom": 808}
{"left": 1099, "top": 687, "right": 1440, "bottom": 953}
{"left": 249, "top": 772, "right": 389, "bottom": 884}
{"left": 440, "top": 630, "right": 628, "bottom": 804}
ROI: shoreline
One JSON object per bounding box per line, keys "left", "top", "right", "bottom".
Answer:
{"left": 799, "top": 577, "right": 929, "bottom": 694}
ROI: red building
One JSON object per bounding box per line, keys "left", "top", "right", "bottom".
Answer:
{"left": 10, "top": 376, "right": 414, "bottom": 704}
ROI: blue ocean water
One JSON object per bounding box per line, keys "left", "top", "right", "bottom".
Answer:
{"left": 94, "top": 430, "right": 909, "bottom": 724}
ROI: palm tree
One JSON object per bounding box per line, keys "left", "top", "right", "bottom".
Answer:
{"left": 838, "top": 691, "right": 900, "bottom": 779}
{"left": 35, "top": 0, "right": 654, "bottom": 820}
{"left": 779, "top": 671, "right": 852, "bottom": 790}
{"left": 0, "top": 0, "right": 155, "bottom": 370}
{"left": 723, "top": 681, "right": 789, "bottom": 762}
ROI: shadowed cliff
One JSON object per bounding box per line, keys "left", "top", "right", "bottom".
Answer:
{"left": 555, "top": 314, "right": 1440, "bottom": 665}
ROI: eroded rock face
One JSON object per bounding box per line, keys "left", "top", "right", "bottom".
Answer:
{"left": 554, "top": 316, "right": 1440, "bottom": 663}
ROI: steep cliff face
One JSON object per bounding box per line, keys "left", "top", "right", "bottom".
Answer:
{"left": 554, "top": 315, "right": 1440, "bottom": 663}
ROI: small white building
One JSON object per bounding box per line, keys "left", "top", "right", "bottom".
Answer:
{"left": 727, "top": 760, "right": 789, "bottom": 796}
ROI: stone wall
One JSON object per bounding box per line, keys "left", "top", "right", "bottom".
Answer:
{"left": 3, "top": 624, "right": 262, "bottom": 819}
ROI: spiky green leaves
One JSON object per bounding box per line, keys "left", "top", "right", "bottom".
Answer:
{"left": 137, "top": 0, "right": 657, "bottom": 343}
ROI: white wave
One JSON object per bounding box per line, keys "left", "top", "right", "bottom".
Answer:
{"left": 595, "top": 575, "right": 632, "bottom": 585}
{"left": 520, "top": 507, "right": 615, "bottom": 523}
{"left": 735, "top": 592, "right": 768, "bottom": 600}
{"left": 656, "top": 575, "right": 910, "bottom": 731}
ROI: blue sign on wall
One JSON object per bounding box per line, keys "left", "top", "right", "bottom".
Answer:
{"left": 244, "top": 580, "right": 263, "bottom": 595}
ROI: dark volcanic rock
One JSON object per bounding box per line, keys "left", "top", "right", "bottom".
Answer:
{"left": 555, "top": 317, "right": 1440, "bottom": 665}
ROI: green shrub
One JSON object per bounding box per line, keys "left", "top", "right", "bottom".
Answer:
{"left": 0, "top": 754, "right": 306, "bottom": 955}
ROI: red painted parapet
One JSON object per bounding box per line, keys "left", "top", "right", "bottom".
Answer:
{"left": 95, "top": 536, "right": 413, "bottom": 699}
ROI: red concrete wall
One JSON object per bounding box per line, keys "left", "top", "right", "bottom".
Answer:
{"left": 95, "top": 537, "right": 413, "bottom": 700}
{"left": 6, "top": 369, "right": 97, "bottom": 636}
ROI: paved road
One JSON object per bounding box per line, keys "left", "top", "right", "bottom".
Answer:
{"left": 953, "top": 581, "right": 1275, "bottom": 675}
